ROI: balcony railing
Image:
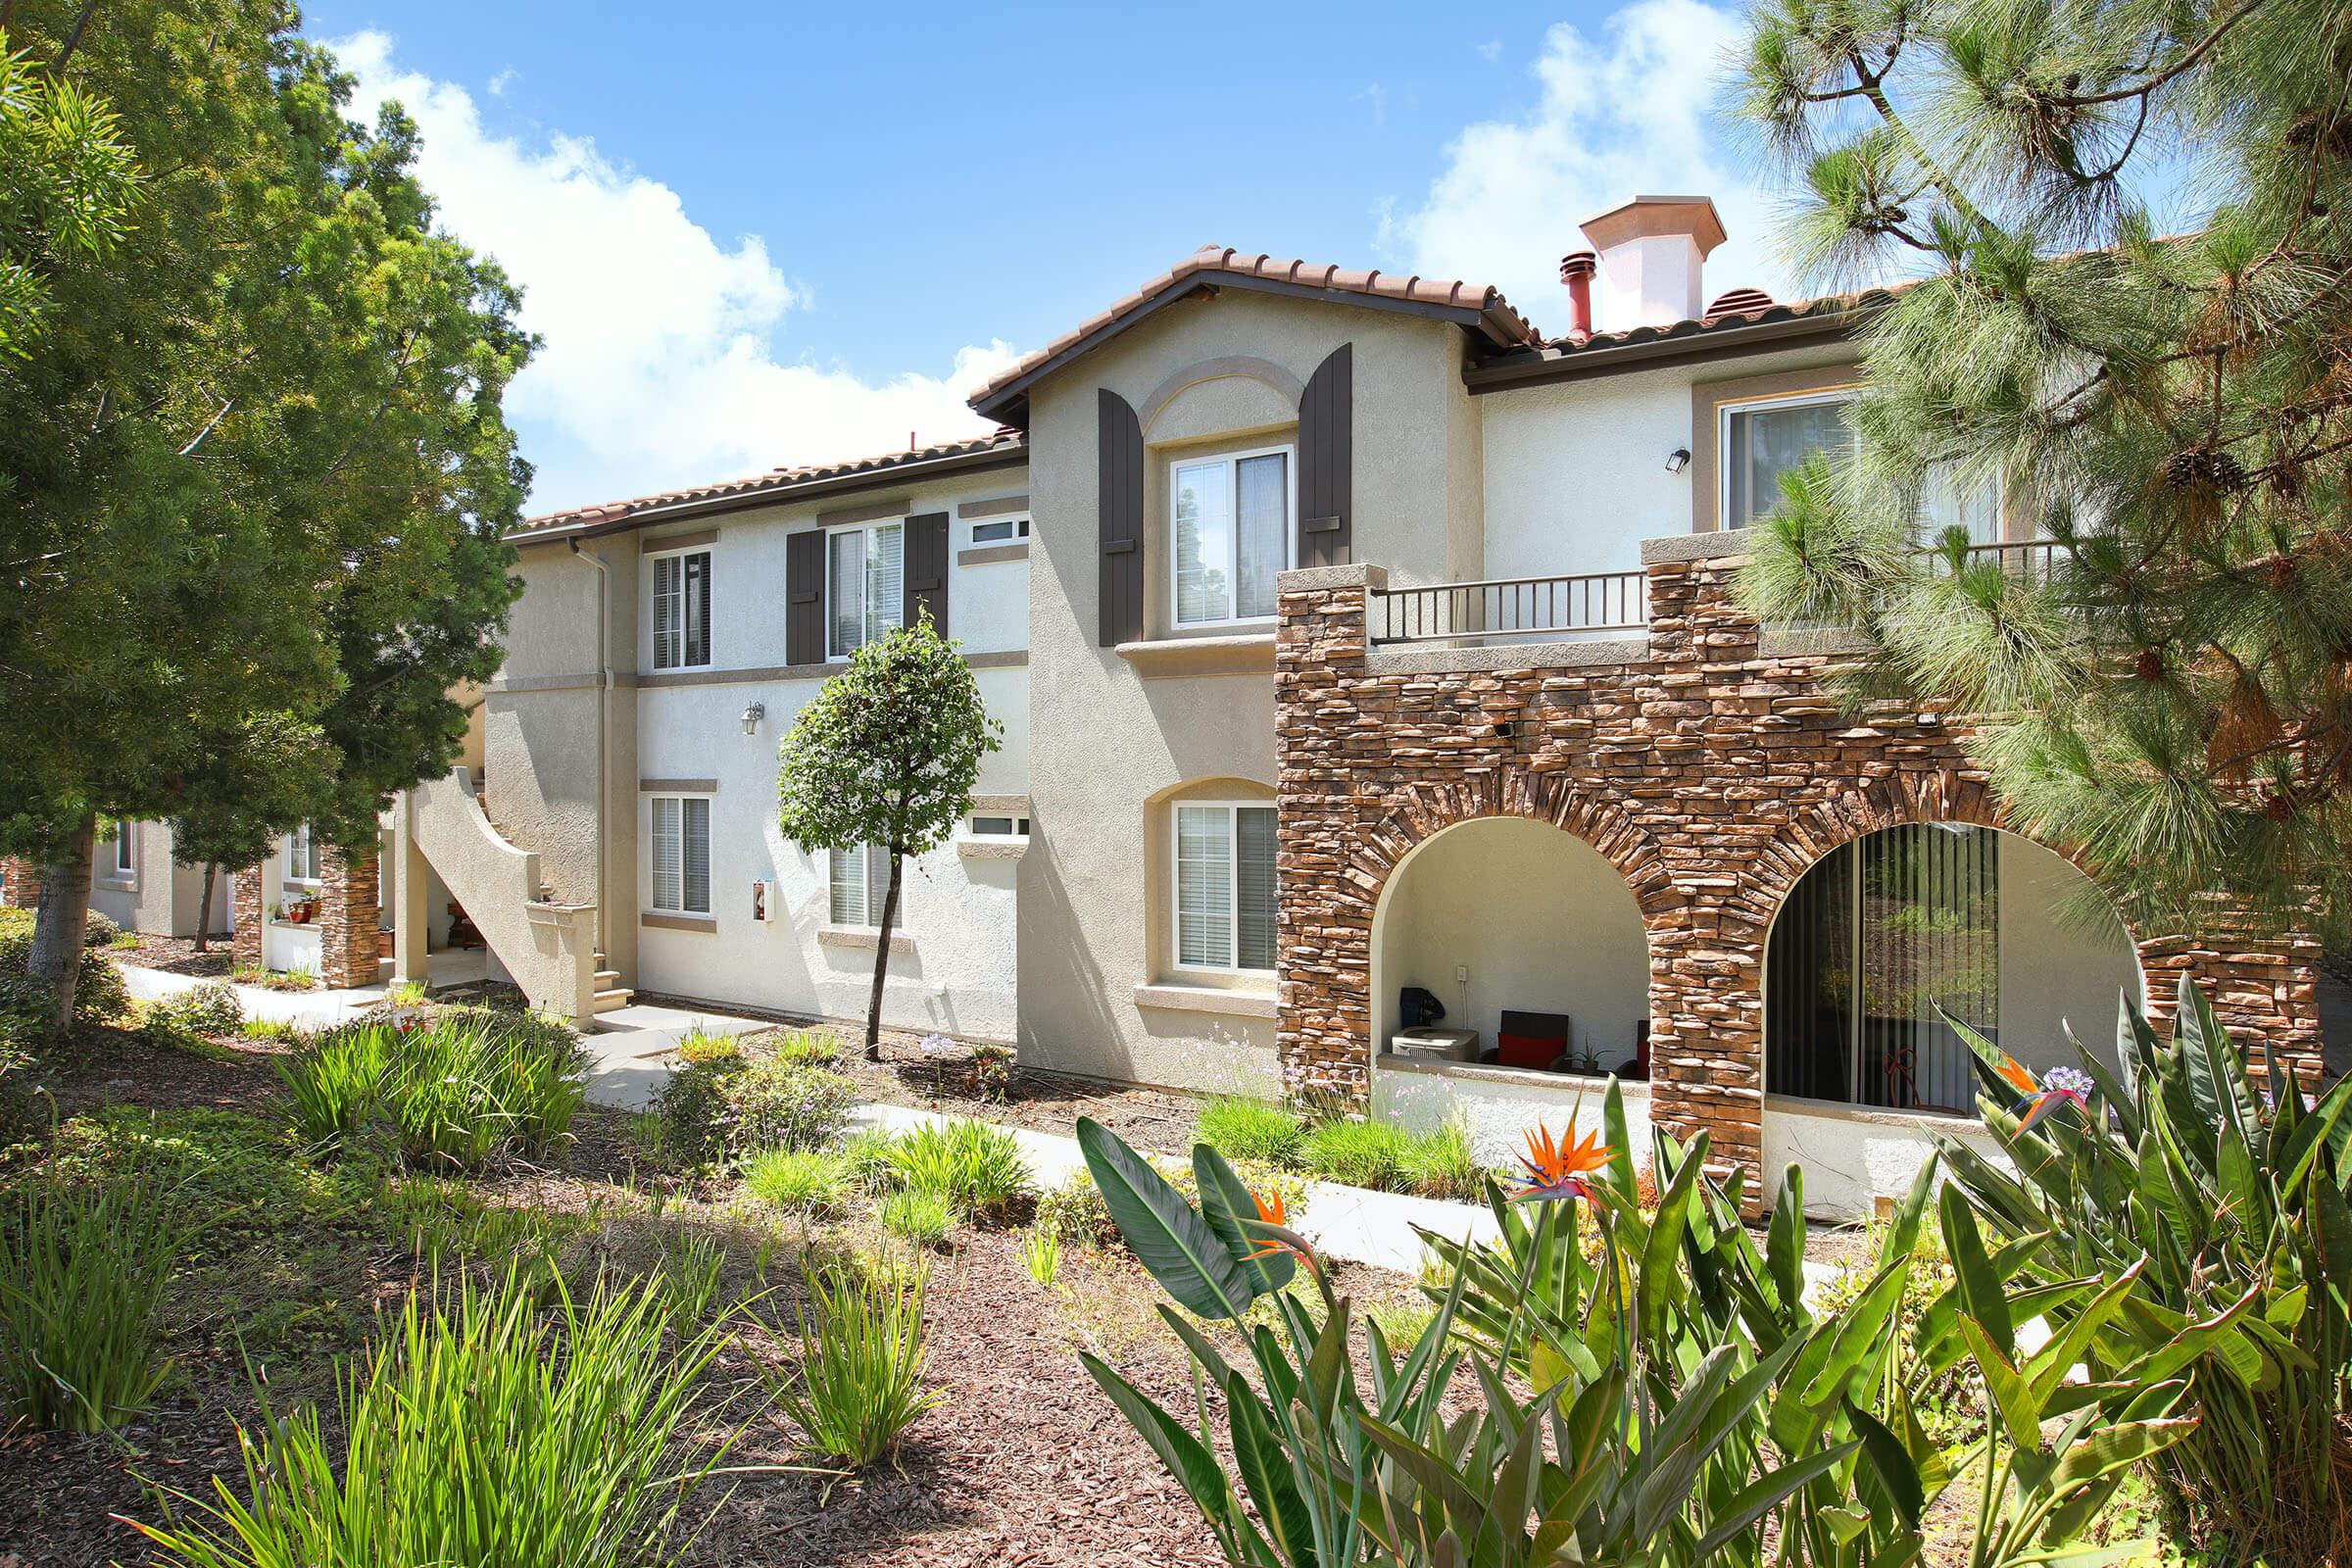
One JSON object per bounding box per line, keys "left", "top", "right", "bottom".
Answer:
{"left": 1918, "top": 538, "right": 2066, "bottom": 584}
{"left": 1370, "top": 570, "right": 1648, "bottom": 647}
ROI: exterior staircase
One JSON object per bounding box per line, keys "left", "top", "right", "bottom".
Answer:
{"left": 400, "top": 767, "right": 603, "bottom": 1025}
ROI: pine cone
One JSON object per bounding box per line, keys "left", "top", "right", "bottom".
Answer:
{"left": 2162, "top": 448, "right": 2248, "bottom": 492}
{"left": 2263, "top": 787, "right": 2296, "bottom": 821}
{"left": 2135, "top": 647, "right": 2166, "bottom": 680}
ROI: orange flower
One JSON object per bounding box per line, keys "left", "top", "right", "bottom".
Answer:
{"left": 1995, "top": 1054, "right": 2038, "bottom": 1098}
{"left": 1513, "top": 1123, "right": 1613, "bottom": 1202}
{"left": 1245, "top": 1187, "right": 1290, "bottom": 1255}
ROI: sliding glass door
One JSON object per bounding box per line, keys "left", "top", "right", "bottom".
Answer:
{"left": 1766, "top": 824, "right": 1999, "bottom": 1113}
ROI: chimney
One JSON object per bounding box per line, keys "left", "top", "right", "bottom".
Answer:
{"left": 1578, "top": 195, "right": 1728, "bottom": 331}
{"left": 1557, "top": 250, "right": 1596, "bottom": 340}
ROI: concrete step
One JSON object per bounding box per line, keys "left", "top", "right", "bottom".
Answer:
{"left": 593, "top": 968, "right": 621, "bottom": 989}
{"left": 593, "top": 987, "right": 633, "bottom": 1013}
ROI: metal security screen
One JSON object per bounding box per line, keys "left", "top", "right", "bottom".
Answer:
{"left": 1766, "top": 824, "right": 1999, "bottom": 1113}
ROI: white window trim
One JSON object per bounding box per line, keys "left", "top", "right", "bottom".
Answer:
{"left": 827, "top": 843, "right": 896, "bottom": 928}
{"left": 646, "top": 794, "right": 713, "bottom": 917}
{"left": 967, "top": 514, "right": 1030, "bottom": 546}
{"left": 825, "top": 518, "right": 906, "bottom": 662}
{"left": 646, "top": 543, "right": 713, "bottom": 671}
{"left": 1170, "top": 799, "right": 1277, "bottom": 976}
{"left": 285, "top": 824, "right": 321, "bottom": 887}
{"left": 970, "top": 814, "right": 1030, "bottom": 836}
{"left": 1716, "top": 387, "right": 1856, "bottom": 532}
{"left": 111, "top": 823, "right": 137, "bottom": 876}
{"left": 1167, "top": 444, "right": 1296, "bottom": 630}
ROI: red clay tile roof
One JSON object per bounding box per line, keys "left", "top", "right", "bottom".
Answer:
{"left": 512, "top": 427, "right": 1028, "bottom": 537}
{"left": 1464, "top": 285, "right": 1905, "bottom": 389}
{"left": 967, "top": 245, "right": 1541, "bottom": 416}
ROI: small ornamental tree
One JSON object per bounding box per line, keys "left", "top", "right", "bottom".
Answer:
{"left": 777, "top": 611, "right": 1002, "bottom": 1061}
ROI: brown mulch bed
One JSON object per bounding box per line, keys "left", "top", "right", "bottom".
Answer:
{"left": 110, "top": 933, "right": 235, "bottom": 979}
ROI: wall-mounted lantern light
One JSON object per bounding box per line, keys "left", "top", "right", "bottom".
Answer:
{"left": 740, "top": 701, "right": 765, "bottom": 735}
{"left": 1665, "top": 447, "right": 1692, "bottom": 475}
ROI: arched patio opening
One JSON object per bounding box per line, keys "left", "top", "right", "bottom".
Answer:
{"left": 1762, "top": 820, "right": 2144, "bottom": 1115}
{"left": 1371, "top": 814, "right": 1652, "bottom": 1075}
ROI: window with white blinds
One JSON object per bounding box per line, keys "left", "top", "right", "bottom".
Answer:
{"left": 1174, "top": 803, "right": 1277, "bottom": 971}
{"left": 287, "top": 823, "right": 321, "bottom": 883}
{"left": 651, "top": 550, "right": 711, "bottom": 669}
{"left": 827, "top": 522, "right": 903, "bottom": 659}
{"left": 1171, "top": 449, "right": 1291, "bottom": 627}
{"left": 828, "top": 844, "right": 891, "bottom": 926}
{"left": 650, "top": 796, "right": 711, "bottom": 915}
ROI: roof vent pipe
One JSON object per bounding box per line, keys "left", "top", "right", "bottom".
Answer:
{"left": 1557, "top": 251, "right": 1596, "bottom": 341}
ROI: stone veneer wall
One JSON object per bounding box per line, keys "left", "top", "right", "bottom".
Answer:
{"left": 318, "top": 846, "right": 379, "bottom": 989}
{"left": 1273, "top": 542, "right": 2325, "bottom": 1181}
{"left": 230, "top": 865, "right": 263, "bottom": 968}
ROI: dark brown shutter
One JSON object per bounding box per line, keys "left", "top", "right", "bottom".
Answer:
{"left": 1099, "top": 388, "right": 1145, "bottom": 646}
{"left": 903, "top": 512, "right": 949, "bottom": 634}
{"left": 785, "top": 529, "right": 825, "bottom": 664}
{"left": 1298, "top": 343, "right": 1352, "bottom": 568}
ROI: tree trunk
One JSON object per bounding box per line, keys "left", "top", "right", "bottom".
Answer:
{"left": 864, "top": 848, "right": 905, "bottom": 1062}
{"left": 27, "top": 814, "right": 97, "bottom": 1043}
{"left": 194, "top": 862, "right": 217, "bottom": 954}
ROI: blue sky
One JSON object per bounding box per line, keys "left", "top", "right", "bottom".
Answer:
{"left": 304, "top": 1, "right": 1796, "bottom": 514}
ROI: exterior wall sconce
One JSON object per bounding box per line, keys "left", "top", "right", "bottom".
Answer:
{"left": 1665, "top": 447, "right": 1692, "bottom": 475}
{"left": 740, "top": 701, "right": 765, "bottom": 735}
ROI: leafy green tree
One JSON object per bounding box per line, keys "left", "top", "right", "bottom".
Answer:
{"left": 1732, "top": 0, "right": 2352, "bottom": 948}
{"left": 0, "top": 30, "right": 136, "bottom": 359}
{"left": 167, "top": 714, "right": 324, "bottom": 952}
{"left": 777, "top": 612, "right": 1002, "bottom": 1061}
{"left": 0, "top": 1, "right": 531, "bottom": 1037}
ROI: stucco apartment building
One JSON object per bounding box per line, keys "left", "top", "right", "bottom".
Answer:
{"left": 243, "top": 195, "right": 2325, "bottom": 1214}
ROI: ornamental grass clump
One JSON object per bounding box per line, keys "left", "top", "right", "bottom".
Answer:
{"left": 1298, "top": 1115, "right": 1409, "bottom": 1190}
{"left": 744, "top": 1148, "right": 851, "bottom": 1217}
{"left": 1397, "top": 1117, "right": 1485, "bottom": 1201}
{"left": 882, "top": 1117, "right": 1033, "bottom": 1222}
{"left": 1195, "top": 1095, "right": 1303, "bottom": 1165}
{"left": 299, "top": 1010, "right": 587, "bottom": 1171}
{"left": 130, "top": 1262, "right": 735, "bottom": 1568}
{"left": 879, "top": 1188, "right": 954, "bottom": 1250}
{"left": 0, "top": 1148, "right": 191, "bottom": 1432}
{"left": 775, "top": 1255, "right": 944, "bottom": 1471}
{"left": 276, "top": 1024, "right": 389, "bottom": 1146}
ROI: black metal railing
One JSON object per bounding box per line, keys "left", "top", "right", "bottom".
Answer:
{"left": 1369, "top": 571, "right": 1648, "bottom": 646}
{"left": 1918, "top": 538, "right": 2066, "bottom": 585}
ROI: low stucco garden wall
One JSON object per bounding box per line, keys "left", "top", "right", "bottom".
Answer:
{"left": 1373, "top": 1053, "right": 1652, "bottom": 1169}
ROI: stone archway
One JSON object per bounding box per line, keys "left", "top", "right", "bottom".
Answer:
{"left": 1277, "top": 767, "right": 1683, "bottom": 1102}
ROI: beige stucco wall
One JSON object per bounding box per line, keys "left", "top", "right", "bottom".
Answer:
{"left": 89, "top": 821, "right": 230, "bottom": 938}
{"left": 1019, "top": 288, "right": 1486, "bottom": 1092}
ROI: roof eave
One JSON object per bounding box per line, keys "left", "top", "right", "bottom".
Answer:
{"left": 969, "top": 271, "right": 1526, "bottom": 425}
{"left": 508, "top": 440, "right": 1030, "bottom": 546}
{"left": 1462, "top": 305, "right": 1872, "bottom": 393}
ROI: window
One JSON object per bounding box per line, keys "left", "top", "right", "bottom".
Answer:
{"left": 829, "top": 844, "right": 891, "bottom": 926}
{"left": 1720, "top": 391, "right": 1853, "bottom": 531}
{"left": 1174, "top": 803, "right": 1277, "bottom": 971}
{"left": 651, "top": 550, "right": 711, "bottom": 669}
{"left": 1172, "top": 449, "right": 1290, "bottom": 626}
{"left": 827, "top": 521, "right": 903, "bottom": 659}
{"left": 650, "top": 797, "right": 711, "bottom": 915}
{"left": 970, "top": 814, "right": 1029, "bottom": 836}
{"left": 110, "top": 825, "right": 135, "bottom": 876}
{"left": 970, "top": 516, "right": 1029, "bottom": 545}
{"left": 287, "top": 824, "right": 321, "bottom": 883}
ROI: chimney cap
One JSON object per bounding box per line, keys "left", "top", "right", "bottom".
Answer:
{"left": 1558, "top": 250, "right": 1597, "bottom": 281}
{"left": 1579, "top": 195, "right": 1728, "bottom": 260}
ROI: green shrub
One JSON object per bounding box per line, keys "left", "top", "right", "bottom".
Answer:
{"left": 0, "top": 1148, "right": 191, "bottom": 1431}
{"left": 129, "top": 1262, "right": 734, "bottom": 1568}
{"left": 1195, "top": 1095, "right": 1304, "bottom": 1165}
{"left": 744, "top": 1148, "right": 850, "bottom": 1216}
{"left": 650, "top": 1056, "right": 742, "bottom": 1168}
{"left": 721, "top": 1060, "right": 856, "bottom": 1157}
{"left": 1398, "top": 1118, "right": 1486, "bottom": 1201}
{"left": 1299, "top": 1116, "right": 1409, "bottom": 1190}
{"left": 967, "top": 1042, "right": 1014, "bottom": 1101}
{"left": 881, "top": 1118, "right": 1033, "bottom": 1221}
{"left": 775, "top": 1256, "right": 944, "bottom": 1470}
{"left": 140, "top": 980, "right": 243, "bottom": 1045}
{"left": 0, "top": 906, "right": 131, "bottom": 1032}
{"left": 81, "top": 909, "right": 122, "bottom": 949}
{"left": 879, "top": 1188, "right": 954, "bottom": 1249}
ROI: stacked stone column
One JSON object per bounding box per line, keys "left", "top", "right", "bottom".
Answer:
{"left": 1272, "top": 545, "right": 2326, "bottom": 1188}
{"left": 227, "top": 846, "right": 382, "bottom": 987}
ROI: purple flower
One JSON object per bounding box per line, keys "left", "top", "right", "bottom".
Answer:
{"left": 2042, "top": 1065, "right": 2095, "bottom": 1099}
{"left": 918, "top": 1032, "right": 956, "bottom": 1057}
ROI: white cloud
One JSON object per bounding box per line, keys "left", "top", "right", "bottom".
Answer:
{"left": 1474, "top": 39, "right": 1504, "bottom": 63}
{"left": 486, "top": 67, "right": 517, "bottom": 97}
{"left": 1382, "top": 0, "right": 1793, "bottom": 335}
{"left": 333, "top": 32, "right": 1020, "bottom": 514}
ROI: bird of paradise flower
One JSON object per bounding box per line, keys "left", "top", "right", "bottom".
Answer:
{"left": 1512, "top": 1123, "right": 1614, "bottom": 1202}
{"left": 1996, "top": 1054, "right": 2093, "bottom": 1133}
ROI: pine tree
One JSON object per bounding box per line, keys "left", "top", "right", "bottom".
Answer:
{"left": 1733, "top": 0, "right": 2352, "bottom": 947}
